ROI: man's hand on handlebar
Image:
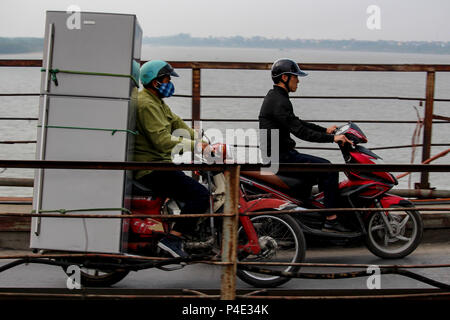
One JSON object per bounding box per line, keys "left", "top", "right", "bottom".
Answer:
{"left": 326, "top": 125, "right": 338, "bottom": 134}
{"left": 334, "top": 134, "right": 354, "bottom": 146}
{"left": 196, "top": 142, "right": 213, "bottom": 156}
{"left": 327, "top": 125, "right": 353, "bottom": 146}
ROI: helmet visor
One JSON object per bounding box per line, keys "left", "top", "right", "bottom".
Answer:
{"left": 271, "top": 58, "right": 308, "bottom": 78}
{"left": 157, "top": 64, "right": 179, "bottom": 79}
{"left": 291, "top": 69, "right": 308, "bottom": 77}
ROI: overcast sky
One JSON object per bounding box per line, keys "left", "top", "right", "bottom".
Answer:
{"left": 0, "top": 0, "right": 449, "bottom": 41}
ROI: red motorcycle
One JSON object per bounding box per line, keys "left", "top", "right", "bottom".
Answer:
{"left": 64, "top": 143, "right": 306, "bottom": 288}
{"left": 240, "top": 122, "right": 423, "bottom": 259}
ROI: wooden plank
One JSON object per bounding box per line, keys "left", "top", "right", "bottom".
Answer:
{"left": 0, "top": 178, "right": 34, "bottom": 187}
{"left": 0, "top": 197, "right": 33, "bottom": 203}
{"left": 0, "top": 217, "right": 31, "bottom": 231}
{"left": 0, "top": 203, "right": 32, "bottom": 231}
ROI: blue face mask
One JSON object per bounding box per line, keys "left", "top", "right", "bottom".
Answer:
{"left": 157, "top": 81, "right": 175, "bottom": 98}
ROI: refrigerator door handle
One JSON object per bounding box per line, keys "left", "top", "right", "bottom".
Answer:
{"left": 34, "top": 23, "right": 55, "bottom": 236}
{"left": 43, "top": 23, "right": 55, "bottom": 93}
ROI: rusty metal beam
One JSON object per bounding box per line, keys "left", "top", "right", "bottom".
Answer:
{"left": 0, "top": 287, "right": 446, "bottom": 301}
{"left": 0, "top": 140, "right": 36, "bottom": 144}
{"left": 5, "top": 177, "right": 450, "bottom": 197}
{"left": 0, "top": 117, "right": 38, "bottom": 120}
{"left": 1, "top": 159, "right": 449, "bottom": 172}
{"left": 239, "top": 206, "right": 450, "bottom": 216}
{"left": 1, "top": 253, "right": 450, "bottom": 270}
{"left": 0, "top": 59, "right": 42, "bottom": 67}
{"left": 433, "top": 114, "right": 450, "bottom": 121}
{"left": 0, "top": 93, "right": 40, "bottom": 97}
{"left": 191, "top": 68, "right": 201, "bottom": 128}
{"left": 2, "top": 59, "right": 450, "bottom": 72}
{"left": 3, "top": 176, "right": 450, "bottom": 198}
{"left": 418, "top": 71, "right": 436, "bottom": 189}
{"left": 0, "top": 212, "right": 235, "bottom": 219}
{"left": 194, "top": 95, "right": 450, "bottom": 101}
{"left": 182, "top": 118, "right": 448, "bottom": 124}
{"left": 0, "top": 206, "right": 448, "bottom": 221}
{"left": 2, "top": 117, "right": 448, "bottom": 124}
{"left": 2, "top": 92, "right": 450, "bottom": 103}
{"left": 168, "top": 62, "right": 450, "bottom": 72}
{"left": 220, "top": 165, "right": 240, "bottom": 300}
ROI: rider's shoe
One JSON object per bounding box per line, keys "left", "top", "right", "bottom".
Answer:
{"left": 322, "top": 219, "right": 352, "bottom": 233}
{"left": 158, "top": 235, "right": 189, "bottom": 259}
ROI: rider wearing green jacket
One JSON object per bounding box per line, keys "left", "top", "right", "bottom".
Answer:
{"left": 135, "top": 60, "right": 209, "bottom": 259}
{"left": 134, "top": 86, "right": 197, "bottom": 180}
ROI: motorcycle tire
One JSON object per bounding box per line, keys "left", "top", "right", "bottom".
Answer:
{"left": 236, "top": 214, "right": 306, "bottom": 288}
{"left": 365, "top": 205, "right": 423, "bottom": 259}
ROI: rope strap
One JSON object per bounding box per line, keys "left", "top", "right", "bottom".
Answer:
{"left": 38, "top": 125, "right": 138, "bottom": 136}
{"left": 41, "top": 68, "right": 139, "bottom": 87}
{"left": 32, "top": 207, "right": 132, "bottom": 215}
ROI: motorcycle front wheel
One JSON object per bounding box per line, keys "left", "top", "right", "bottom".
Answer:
{"left": 365, "top": 205, "right": 423, "bottom": 259}
{"left": 236, "top": 214, "right": 306, "bottom": 288}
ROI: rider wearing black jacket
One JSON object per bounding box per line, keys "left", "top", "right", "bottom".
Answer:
{"left": 259, "top": 58, "right": 352, "bottom": 233}
{"left": 259, "top": 85, "right": 334, "bottom": 154}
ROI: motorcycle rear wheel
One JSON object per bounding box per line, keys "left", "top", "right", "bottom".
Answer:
{"left": 236, "top": 214, "right": 306, "bottom": 288}
{"left": 61, "top": 259, "right": 130, "bottom": 287}
{"left": 365, "top": 205, "right": 423, "bottom": 259}
{"left": 75, "top": 268, "right": 129, "bottom": 287}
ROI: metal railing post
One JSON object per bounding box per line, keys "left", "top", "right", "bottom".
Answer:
{"left": 191, "top": 66, "right": 201, "bottom": 176}
{"left": 220, "top": 164, "right": 240, "bottom": 300}
{"left": 191, "top": 67, "right": 201, "bottom": 128}
{"left": 418, "top": 71, "right": 436, "bottom": 189}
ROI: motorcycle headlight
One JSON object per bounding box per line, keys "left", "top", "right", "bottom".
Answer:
{"left": 335, "top": 124, "right": 350, "bottom": 135}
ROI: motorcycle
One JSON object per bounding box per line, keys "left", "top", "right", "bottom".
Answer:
{"left": 240, "top": 122, "right": 423, "bottom": 259}
{"left": 59, "top": 143, "right": 306, "bottom": 288}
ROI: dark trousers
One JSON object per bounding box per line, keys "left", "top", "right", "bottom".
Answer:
{"left": 280, "top": 150, "right": 339, "bottom": 209}
{"left": 138, "top": 171, "right": 210, "bottom": 235}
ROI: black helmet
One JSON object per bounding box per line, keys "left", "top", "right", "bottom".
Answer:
{"left": 271, "top": 58, "right": 308, "bottom": 79}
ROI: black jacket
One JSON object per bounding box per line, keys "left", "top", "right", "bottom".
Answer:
{"left": 259, "top": 85, "right": 334, "bottom": 154}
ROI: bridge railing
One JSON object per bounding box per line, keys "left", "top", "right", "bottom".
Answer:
{"left": 0, "top": 160, "right": 449, "bottom": 299}
{"left": 1, "top": 60, "right": 450, "bottom": 190}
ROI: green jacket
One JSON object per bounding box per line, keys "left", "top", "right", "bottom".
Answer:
{"left": 134, "top": 88, "right": 197, "bottom": 180}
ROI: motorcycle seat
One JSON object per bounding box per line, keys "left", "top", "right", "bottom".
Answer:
{"left": 131, "top": 179, "right": 155, "bottom": 196}
{"left": 241, "top": 171, "right": 290, "bottom": 189}
{"left": 241, "top": 171, "right": 313, "bottom": 198}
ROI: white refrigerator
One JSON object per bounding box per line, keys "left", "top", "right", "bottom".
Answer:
{"left": 31, "top": 11, "right": 142, "bottom": 253}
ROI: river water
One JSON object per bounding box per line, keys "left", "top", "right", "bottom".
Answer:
{"left": 0, "top": 46, "right": 449, "bottom": 196}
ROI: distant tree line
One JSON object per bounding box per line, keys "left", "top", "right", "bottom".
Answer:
{"left": 1, "top": 35, "right": 449, "bottom": 55}
{"left": 0, "top": 38, "right": 43, "bottom": 54}
{"left": 143, "top": 34, "right": 450, "bottom": 55}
